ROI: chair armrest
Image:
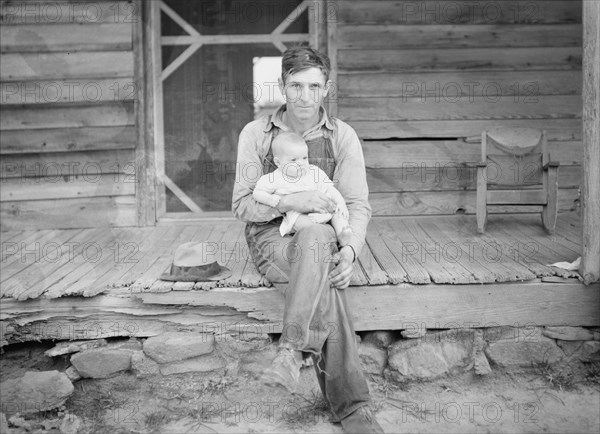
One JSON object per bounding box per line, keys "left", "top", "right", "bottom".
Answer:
{"left": 464, "top": 161, "right": 488, "bottom": 168}
{"left": 543, "top": 161, "right": 560, "bottom": 170}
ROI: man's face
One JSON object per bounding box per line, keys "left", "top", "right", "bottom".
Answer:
{"left": 279, "top": 67, "right": 330, "bottom": 122}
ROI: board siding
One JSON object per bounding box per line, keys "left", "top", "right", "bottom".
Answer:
{"left": 334, "top": 0, "right": 583, "bottom": 216}
{"left": 0, "top": 1, "right": 139, "bottom": 230}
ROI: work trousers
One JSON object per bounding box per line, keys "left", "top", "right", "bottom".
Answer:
{"left": 245, "top": 220, "right": 371, "bottom": 421}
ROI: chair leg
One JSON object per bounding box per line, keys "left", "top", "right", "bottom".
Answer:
{"left": 542, "top": 166, "right": 559, "bottom": 234}
{"left": 476, "top": 166, "right": 487, "bottom": 233}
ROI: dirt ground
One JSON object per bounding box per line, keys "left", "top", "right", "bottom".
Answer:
{"left": 1, "top": 341, "right": 599, "bottom": 434}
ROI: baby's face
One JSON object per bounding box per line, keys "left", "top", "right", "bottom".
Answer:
{"left": 277, "top": 142, "right": 309, "bottom": 180}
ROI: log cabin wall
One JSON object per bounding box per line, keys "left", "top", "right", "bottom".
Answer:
{"left": 334, "top": 0, "right": 583, "bottom": 216}
{"left": 0, "top": 0, "right": 138, "bottom": 230}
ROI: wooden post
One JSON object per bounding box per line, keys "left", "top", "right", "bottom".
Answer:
{"left": 326, "top": 0, "right": 338, "bottom": 117}
{"left": 134, "top": 0, "right": 156, "bottom": 226}
{"left": 582, "top": 0, "right": 600, "bottom": 284}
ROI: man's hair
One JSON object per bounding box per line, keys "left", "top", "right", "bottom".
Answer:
{"left": 272, "top": 132, "right": 306, "bottom": 159}
{"left": 281, "top": 47, "right": 330, "bottom": 84}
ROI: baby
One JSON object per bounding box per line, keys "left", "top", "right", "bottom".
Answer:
{"left": 253, "top": 132, "right": 353, "bottom": 246}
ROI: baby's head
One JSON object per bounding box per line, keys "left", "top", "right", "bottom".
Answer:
{"left": 272, "top": 132, "right": 309, "bottom": 179}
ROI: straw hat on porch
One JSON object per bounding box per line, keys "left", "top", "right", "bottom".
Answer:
{"left": 160, "top": 241, "right": 232, "bottom": 282}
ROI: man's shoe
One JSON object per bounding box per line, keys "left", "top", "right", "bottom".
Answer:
{"left": 261, "top": 348, "right": 302, "bottom": 394}
{"left": 340, "top": 407, "right": 384, "bottom": 434}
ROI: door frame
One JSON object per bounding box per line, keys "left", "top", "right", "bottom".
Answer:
{"left": 138, "top": 0, "right": 331, "bottom": 224}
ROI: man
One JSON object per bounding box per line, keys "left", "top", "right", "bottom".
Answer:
{"left": 232, "top": 47, "right": 384, "bottom": 433}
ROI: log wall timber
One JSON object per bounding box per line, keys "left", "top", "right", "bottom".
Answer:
{"left": 0, "top": 1, "right": 138, "bottom": 230}
{"left": 1, "top": 282, "right": 599, "bottom": 345}
{"left": 335, "top": 0, "right": 583, "bottom": 217}
{"left": 581, "top": 0, "right": 600, "bottom": 284}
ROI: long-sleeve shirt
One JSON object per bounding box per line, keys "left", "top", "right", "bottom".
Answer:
{"left": 232, "top": 105, "right": 372, "bottom": 258}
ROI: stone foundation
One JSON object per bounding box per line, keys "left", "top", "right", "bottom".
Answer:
{"left": 358, "top": 326, "right": 600, "bottom": 382}
{"left": 2, "top": 326, "right": 599, "bottom": 420}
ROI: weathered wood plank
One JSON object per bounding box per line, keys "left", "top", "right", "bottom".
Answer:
{"left": 581, "top": 0, "right": 600, "bottom": 284}
{"left": 365, "top": 222, "right": 408, "bottom": 284}
{"left": 369, "top": 188, "right": 579, "bottom": 216}
{"left": 2, "top": 281, "right": 598, "bottom": 344}
{"left": 65, "top": 227, "right": 158, "bottom": 298}
{"left": 0, "top": 196, "right": 137, "bottom": 231}
{"left": 338, "top": 47, "right": 582, "bottom": 72}
{"left": 367, "top": 165, "right": 582, "bottom": 193}
{"left": 363, "top": 140, "right": 583, "bottom": 169}
{"left": 356, "top": 238, "right": 389, "bottom": 285}
{"left": 349, "top": 118, "right": 582, "bottom": 140}
{"left": 339, "top": 95, "right": 582, "bottom": 121}
{"left": 338, "top": 24, "right": 582, "bottom": 49}
{"left": 136, "top": 281, "right": 600, "bottom": 330}
{"left": 0, "top": 23, "right": 133, "bottom": 52}
{"left": 1, "top": 78, "right": 137, "bottom": 105}
{"left": 0, "top": 1, "right": 137, "bottom": 25}
{"left": 2, "top": 228, "right": 89, "bottom": 299}
{"left": 15, "top": 228, "right": 123, "bottom": 300}
{"left": 338, "top": 71, "right": 582, "bottom": 97}
{"left": 0, "top": 229, "right": 70, "bottom": 285}
{"left": 90, "top": 226, "right": 174, "bottom": 291}
{"left": 0, "top": 149, "right": 136, "bottom": 180}
{"left": 339, "top": 1, "right": 582, "bottom": 25}
{"left": 0, "top": 102, "right": 135, "bottom": 130}
{"left": 442, "top": 216, "right": 538, "bottom": 281}
{"left": 0, "top": 125, "right": 137, "bottom": 154}
{"left": 426, "top": 218, "right": 533, "bottom": 282}
{"left": 1, "top": 51, "right": 134, "bottom": 81}
{"left": 1, "top": 173, "right": 135, "bottom": 201}
{"left": 372, "top": 218, "right": 431, "bottom": 283}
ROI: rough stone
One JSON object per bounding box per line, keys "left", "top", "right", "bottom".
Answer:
{"left": 485, "top": 335, "right": 564, "bottom": 368}
{"left": 387, "top": 329, "right": 478, "bottom": 380}
{"left": 60, "top": 413, "right": 82, "bottom": 434}
{"left": 362, "top": 331, "right": 396, "bottom": 348}
{"left": 559, "top": 341, "right": 600, "bottom": 362}
{"left": 143, "top": 332, "right": 215, "bottom": 364}
{"left": 0, "top": 371, "right": 74, "bottom": 416}
{"left": 483, "top": 326, "right": 546, "bottom": 343}
{"left": 474, "top": 351, "right": 492, "bottom": 375}
{"left": 0, "top": 413, "right": 8, "bottom": 433}
{"left": 70, "top": 348, "right": 132, "bottom": 379}
{"left": 401, "top": 327, "right": 426, "bottom": 339}
{"left": 45, "top": 339, "right": 107, "bottom": 357}
{"left": 543, "top": 326, "right": 595, "bottom": 341}
{"left": 358, "top": 342, "right": 387, "bottom": 375}
{"left": 131, "top": 350, "right": 161, "bottom": 377}
{"left": 160, "top": 352, "right": 226, "bottom": 376}
{"left": 65, "top": 366, "right": 81, "bottom": 382}
{"left": 557, "top": 340, "right": 583, "bottom": 356}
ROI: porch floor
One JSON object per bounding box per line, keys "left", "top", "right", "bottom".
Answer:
{"left": 0, "top": 213, "right": 583, "bottom": 301}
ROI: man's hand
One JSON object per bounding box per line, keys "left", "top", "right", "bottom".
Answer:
{"left": 329, "top": 245, "right": 355, "bottom": 289}
{"left": 278, "top": 191, "right": 336, "bottom": 214}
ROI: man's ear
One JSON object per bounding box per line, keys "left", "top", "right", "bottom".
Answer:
{"left": 278, "top": 78, "right": 285, "bottom": 100}
{"left": 273, "top": 156, "right": 281, "bottom": 167}
{"left": 323, "top": 80, "right": 333, "bottom": 98}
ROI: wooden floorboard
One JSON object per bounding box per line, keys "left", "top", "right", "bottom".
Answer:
{"left": 61, "top": 227, "right": 154, "bottom": 298}
{"left": 2, "top": 229, "right": 86, "bottom": 299}
{"left": 0, "top": 213, "right": 586, "bottom": 300}
{"left": 38, "top": 228, "right": 125, "bottom": 300}
{"left": 365, "top": 222, "right": 408, "bottom": 284}
{"left": 445, "top": 216, "right": 537, "bottom": 281}
{"left": 373, "top": 219, "right": 430, "bottom": 283}
{"left": 95, "top": 226, "right": 171, "bottom": 290}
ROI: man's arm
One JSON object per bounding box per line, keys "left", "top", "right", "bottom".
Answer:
{"left": 332, "top": 123, "right": 372, "bottom": 258}
{"left": 232, "top": 125, "right": 283, "bottom": 222}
